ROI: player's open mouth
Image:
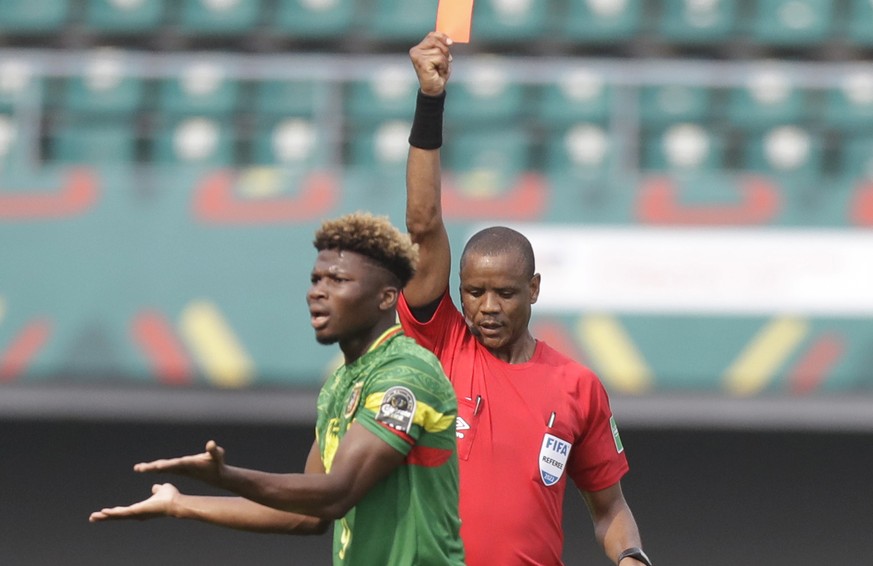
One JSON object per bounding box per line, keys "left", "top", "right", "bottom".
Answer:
{"left": 310, "top": 309, "right": 329, "bottom": 330}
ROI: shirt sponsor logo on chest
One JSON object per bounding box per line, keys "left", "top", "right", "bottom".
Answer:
{"left": 538, "top": 433, "right": 571, "bottom": 486}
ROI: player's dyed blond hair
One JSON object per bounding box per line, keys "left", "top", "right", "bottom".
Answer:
{"left": 314, "top": 212, "right": 419, "bottom": 287}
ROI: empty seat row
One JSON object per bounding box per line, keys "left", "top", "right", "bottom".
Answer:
{"left": 1, "top": 0, "right": 873, "bottom": 48}
{"left": 3, "top": 108, "right": 873, "bottom": 185}
{"left": 3, "top": 53, "right": 873, "bottom": 133}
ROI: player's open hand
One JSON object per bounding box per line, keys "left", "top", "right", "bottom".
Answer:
{"left": 89, "top": 482, "right": 179, "bottom": 522}
{"left": 132, "top": 440, "right": 227, "bottom": 487}
{"left": 409, "top": 32, "right": 453, "bottom": 96}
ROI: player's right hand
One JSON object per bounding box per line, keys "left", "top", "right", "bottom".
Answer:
{"left": 89, "top": 482, "right": 179, "bottom": 522}
{"left": 409, "top": 32, "right": 453, "bottom": 96}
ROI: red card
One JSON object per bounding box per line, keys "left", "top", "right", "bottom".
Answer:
{"left": 436, "top": 0, "right": 474, "bottom": 43}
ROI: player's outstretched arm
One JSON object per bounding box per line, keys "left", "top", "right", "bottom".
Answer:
{"left": 89, "top": 440, "right": 330, "bottom": 534}
{"left": 123, "top": 425, "right": 404, "bottom": 521}
{"left": 405, "top": 32, "right": 454, "bottom": 309}
{"left": 88, "top": 482, "right": 329, "bottom": 535}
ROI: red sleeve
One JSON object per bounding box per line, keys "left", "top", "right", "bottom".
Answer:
{"left": 397, "top": 289, "right": 467, "bottom": 357}
{"left": 566, "top": 373, "right": 629, "bottom": 492}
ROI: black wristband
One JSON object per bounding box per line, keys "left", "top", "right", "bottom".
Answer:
{"left": 408, "top": 89, "right": 446, "bottom": 150}
{"left": 617, "top": 547, "right": 653, "bottom": 566}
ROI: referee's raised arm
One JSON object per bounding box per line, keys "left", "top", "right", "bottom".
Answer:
{"left": 404, "top": 32, "right": 454, "bottom": 310}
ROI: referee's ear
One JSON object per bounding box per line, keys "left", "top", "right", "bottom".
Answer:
{"left": 529, "top": 273, "right": 541, "bottom": 305}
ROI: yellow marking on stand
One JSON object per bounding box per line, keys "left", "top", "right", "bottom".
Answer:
{"left": 577, "top": 315, "right": 652, "bottom": 393}
{"left": 180, "top": 300, "right": 253, "bottom": 388}
{"left": 724, "top": 317, "right": 809, "bottom": 396}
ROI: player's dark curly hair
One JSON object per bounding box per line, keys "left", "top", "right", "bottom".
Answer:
{"left": 314, "top": 212, "right": 419, "bottom": 287}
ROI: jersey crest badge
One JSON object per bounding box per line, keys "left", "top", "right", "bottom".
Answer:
{"left": 376, "top": 386, "right": 416, "bottom": 433}
{"left": 538, "top": 433, "right": 571, "bottom": 486}
{"left": 343, "top": 382, "right": 364, "bottom": 419}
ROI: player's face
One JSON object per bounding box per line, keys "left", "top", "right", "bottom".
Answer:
{"left": 307, "top": 249, "right": 386, "bottom": 345}
{"left": 459, "top": 250, "right": 540, "bottom": 355}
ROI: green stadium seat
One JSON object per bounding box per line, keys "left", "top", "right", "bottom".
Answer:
{"left": 158, "top": 61, "right": 240, "bottom": 117}
{"left": 725, "top": 67, "right": 807, "bottom": 130}
{"left": 742, "top": 125, "right": 823, "bottom": 180}
{"left": 639, "top": 84, "right": 713, "bottom": 127}
{"left": 642, "top": 122, "right": 726, "bottom": 173}
{"left": 273, "top": 0, "right": 355, "bottom": 39}
{"left": 0, "top": 0, "right": 69, "bottom": 33}
{"left": 544, "top": 122, "right": 618, "bottom": 181}
{"left": 535, "top": 67, "right": 612, "bottom": 127}
{"left": 0, "top": 58, "right": 42, "bottom": 113}
{"left": 847, "top": 0, "right": 873, "bottom": 46}
{"left": 446, "top": 59, "right": 525, "bottom": 126}
{"left": 150, "top": 116, "right": 236, "bottom": 165}
{"left": 249, "top": 117, "right": 329, "bottom": 168}
{"left": 178, "top": 0, "right": 262, "bottom": 36}
{"left": 822, "top": 71, "right": 873, "bottom": 133}
{"left": 62, "top": 50, "right": 144, "bottom": 118}
{"left": 658, "top": 0, "right": 738, "bottom": 45}
{"left": 443, "top": 125, "right": 531, "bottom": 187}
{"left": 561, "top": 0, "right": 642, "bottom": 43}
{"left": 51, "top": 122, "right": 137, "bottom": 165}
{"left": 366, "top": 0, "right": 435, "bottom": 42}
{"left": 84, "top": 0, "right": 165, "bottom": 34}
{"left": 344, "top": 63, "right": 418, "bottom": 125}
{"left": 252, "top": 78, "right": 326, "bottom": 119}
{"left": 0, "top": 113, "right": 25, "bottom": 170}
{"left": 347, "top": 119, "right": 411, "bottom": 175}
{"left": 839, "top": 134, "right": 873, "bottom": 180}
{"left": 750, "top": 0, "right": 833, "bottom": 46}
{"left": 471, "top": 0, "right": 550, "bottom": 42}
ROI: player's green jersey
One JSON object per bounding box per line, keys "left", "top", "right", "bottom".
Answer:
{"left": 315, "top": 325, "right": 465, "bottom": 566}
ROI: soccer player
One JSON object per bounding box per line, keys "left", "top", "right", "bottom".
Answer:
{"left": 399, "top": 32, "right": 653, "bottom": 566}
{"left": 90, "top": 212, "right": 466, "bottom": 566}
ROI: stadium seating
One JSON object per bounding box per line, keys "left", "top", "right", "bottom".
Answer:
{"left": 543, "top": 122, "right": 618, "bottom": 181}
{"left": 847, "top": 0, "right": 873, "bottom": 46}
{"left": 821, "top": 71, "right": 873, "bottom": 133}
{"left": 346, "top": 119, "right": 411, "bottom": 175}
{"left": 0, "top": 57, "right": 41, "bottom": 114}
{"left": 177, "top": 0, "right": 263, "bottom": 36}
{"left": 50, "top": 122, "right": 138, "bottom": 165}
{"left": 0, "top": 0, "right": 69, "bottom": 34}
{"left": 157, "top": 60, "right": 241, "bottom": 117}
{"left": 742, "top": 124, "right": 823, "bottom": 181}
{"left": 445, "top": 58, "right": 526, "bottom": 126}
{"left": 838, "top": 133, "right": 873, "bottom": 180}
{"left": 344, "top": 63, "right": 418, "bottom": 124}
{"left": 469, "top": 0, "right": 551, "bottom": 43}
{"left": 642, "top": 122, "right": 727, "bottom": 173}
{"left": 725, "top": 67, "right": 808, "bottom": 130}
{"left": 249, "top": 116, "right": 329, "bottom": 168}
{"left": 639, "top": 83, "right": 713, "bottom": 126}
{"left": 657, "top": 0, "right": 738, "bottom": 45}
{"left": 252, "top": 78, "right": 324, "bottom": 119}
{"left": 366, "top": 0, "right": 436, "bottom": 42}
{"left": 442, "top": 125, "right": 532, "bottom": 186}
{"left": 272, "top": 0, "right": 356, "bottom": 40}
{"left": 84, "top": 0, "right": 166, "bottom": 35}
{"left": 561, "top": 0, "right": 642, "bottom": 43}
{"left": 150, "top": 116, "right": 236, "bottom": 165}
{"left": 61, "top": 49, "right": 144, "bottom": 118}
{"left": 750, "top": 0, "right": 833, "bottom": 46}
{"left": 535, "top": 67, "right": 612, "bottom": 126}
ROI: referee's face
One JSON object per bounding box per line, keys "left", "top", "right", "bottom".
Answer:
{"left": 459, "top": 249, "right": 540, "bottom": 355}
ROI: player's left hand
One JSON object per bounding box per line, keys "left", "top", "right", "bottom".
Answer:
{"left": 89, "top": 482, "right": 179, "bottom": 522}
{"left": 132, "top": 440, "right": 227, "bottom": 486}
